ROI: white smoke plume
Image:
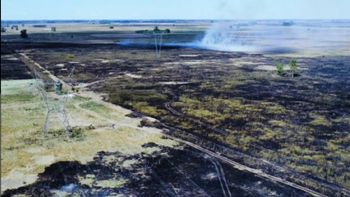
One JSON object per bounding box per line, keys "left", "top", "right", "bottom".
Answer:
{"left": 199, "top": 0, "right": 264, "bottom": 52}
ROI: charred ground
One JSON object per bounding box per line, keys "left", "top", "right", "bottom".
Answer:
{"left": 2, "top": 143, "right": 312, "bottom": 197}
{"left": 1, "top": 30, "right": 350, "bottom": 197}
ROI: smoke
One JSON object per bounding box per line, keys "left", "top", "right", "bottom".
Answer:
{"left": 198, "top": 22, "right": 258, "bottom": 52}
{"left": 198, "top": 0, "right": 264, "bottom": 52}
{"left": 198, "top": 0, "right": 350, "bottom": 54}
{"left": 197, "top": 19, "right": 350, "bottom": 54}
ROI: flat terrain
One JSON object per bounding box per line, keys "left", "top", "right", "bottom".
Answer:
{"left": 1, "top": 79, "right": 178, "bottom": 194}
{"left": 1, "top": 22, "right": 350, "bottom": 196}
{"left": 1, "top": 60, "right": 316, "bottom": 197}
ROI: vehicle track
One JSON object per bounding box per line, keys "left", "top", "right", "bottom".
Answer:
{"left": 207, "top": 157, "right": 232, "bottom": 197}
{"left": 163, "top": 99, "right": 350, "bottom": 197}
{"left": 163, "top": 133, "right": 327, "bottom": 197}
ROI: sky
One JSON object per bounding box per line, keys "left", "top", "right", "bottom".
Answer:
{"left": 1, "top": 0, "right": 350, "bottom": 20}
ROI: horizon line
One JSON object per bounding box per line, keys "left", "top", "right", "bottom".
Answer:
{"left": 2, "top": 18, "right": 350, "bottom": 22}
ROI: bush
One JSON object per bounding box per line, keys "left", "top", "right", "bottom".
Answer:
{"left": 276, "top": 63, "right": 285, "bottom": 76}
{"left": 20, "top": 29, "right": 28, "bottom": 38}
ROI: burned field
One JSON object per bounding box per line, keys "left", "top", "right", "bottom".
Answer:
{"left": 1, "top": 54, "right": 32, "bottom": 80}
{"left": 14, "top": 42, "right": 349, "bottom": 197}
{"left": 2, "top": 143, "right": 313, "bottom": 197}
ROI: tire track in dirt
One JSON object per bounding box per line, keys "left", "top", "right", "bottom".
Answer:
{"left": 163, "top": 133, "right": 327, "bottom": 197}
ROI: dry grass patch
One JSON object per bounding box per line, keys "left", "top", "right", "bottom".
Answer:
{"left": 1, "top": 79, "right": 177, "bottom": 192}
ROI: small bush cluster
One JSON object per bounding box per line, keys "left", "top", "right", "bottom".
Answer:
{"left": 275, "top": 59, "right": 299, "bottom": 77}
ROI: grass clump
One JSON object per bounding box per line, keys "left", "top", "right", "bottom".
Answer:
{"left": 265, "top": 105, "right": 286, "bottom": 114}
{"left": 1, "top": 94, "right": 36, "bottom": 103}
{"left": 133, "top": 102, "right": 166, "bottom": 117}
{"left": 79, "top": 101, "right": 112, "bottom": 114}
{"left": 310, "top": 116, "right": 331, "bottom": 127}
{"left": 95, "top": 179, "right": 127, "bottom": 188}
{"left": 269, "top": 120, "right": 287, "bottom": 127}
{"left": 110, "top": 90, "right": 167, "bottom": 106}
{"left": 64, "top": 54, "right": 76, "bottom": 61}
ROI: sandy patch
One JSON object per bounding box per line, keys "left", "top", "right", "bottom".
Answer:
{"left": 125, "top": 73, "right": 142, "bottom": 78}
{"left": 179, "top": 54, "right": 200, "bottom": 57}
{"left": 255, "top": 65, "right": 278, "bottom": 71}
{"left": 6, "top": 57, "right": 20, "bottom": 61}
{"left": 33, "top": 155, "right": 56, "bottom": 165}
{"left": 1, "top": 170, "right": 37, "bottom": 191}
{"left": 55, "top": 63, "right": 65, "bottom": 68}
{"left": 159, "top": 81, "right": 189, "bottom": 85}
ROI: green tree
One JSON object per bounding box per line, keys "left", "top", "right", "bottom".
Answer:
{"left": 289, "top": 59, "right": 299, "bottom": 77}
{"left": 276, "top": 63, "right": 285, "bottom": 76}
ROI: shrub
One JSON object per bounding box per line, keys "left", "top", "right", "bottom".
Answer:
{"left": 276, "top": 63, "right": 285, "bottom": 76}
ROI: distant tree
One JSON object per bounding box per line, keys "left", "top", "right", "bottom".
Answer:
{"left": 276, "top": 63, "right": 285, "bottom": 76}
{"left": 20, "top": 29, "right": 28, "bottom": 38}
{"left": 135, "top": 30, "right": 149, "bottom": 34}
{"left": 289, "top": 59, "right": 299, "bottom": 77}
{"left": 165, "top": 29, "right": 171, "bottom": 33}
{"left": 109, "top": 26, "right": 114, "bottom": 29}
{"left": 1, "top": 27, "right": 6, "bottom": 33}
{"left": 153, "top": 26, "right": 160, "bottom": 33}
